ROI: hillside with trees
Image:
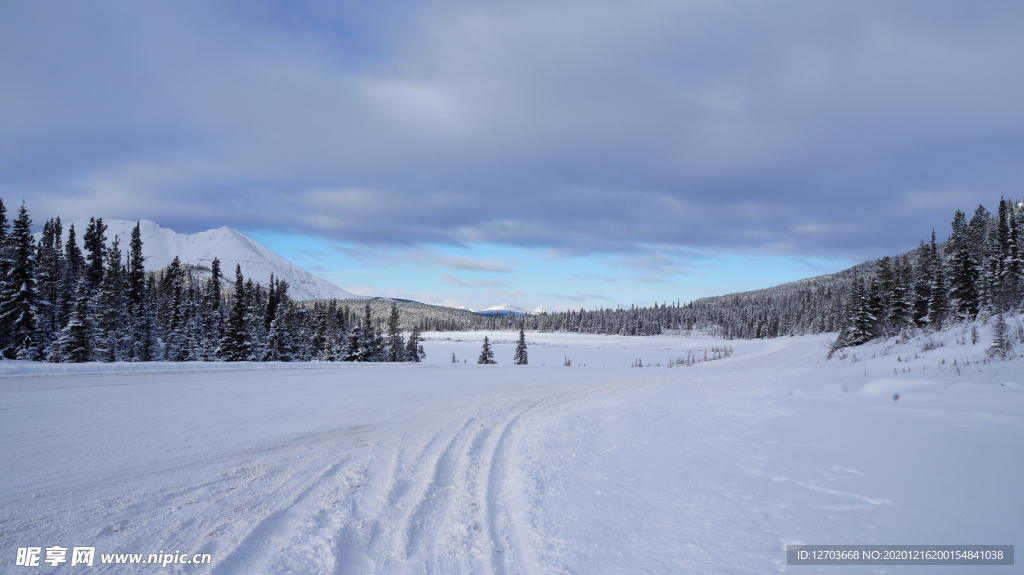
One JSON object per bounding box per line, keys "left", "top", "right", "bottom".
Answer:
{"left": 1, "top": 198, "right": 1021, "bottom": 363}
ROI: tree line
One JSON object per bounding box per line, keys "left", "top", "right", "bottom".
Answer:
{"left": 2, "top": 197, "right": 1020, "bottom": 362}
{"left": 498, "top": 198, "right": 1024, "bottom": 348}
{"left": 0, "top": 200, "right": 426, "bottom": 363}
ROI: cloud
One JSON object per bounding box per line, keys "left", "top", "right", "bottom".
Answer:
{"left": 4, "top": 1, "right": 1023, "bottom": 261}
{"left": 441, "top": 274, "right": 507, "bottom": 288}
{"left": 539, "top": 292, "right": 613, "bottom": 304}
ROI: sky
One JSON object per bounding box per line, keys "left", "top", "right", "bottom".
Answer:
{"left": 3, "top": 1, "right": 1023, "bottom": 311}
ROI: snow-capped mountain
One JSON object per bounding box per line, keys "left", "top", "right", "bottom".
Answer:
{"left": 37, "top": 219, "right": 363, "bottom": 301}
{"left": 478, "top": 304, "right": 546, "bottom": 317}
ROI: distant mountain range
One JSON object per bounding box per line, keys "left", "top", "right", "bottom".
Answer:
{"left": 36, "top": 219, "right": 364, "bottom": 301}
{"left": 477, "top": 304, "right": 547, "bottom": 317}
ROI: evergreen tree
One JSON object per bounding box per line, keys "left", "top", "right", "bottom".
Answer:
{"left": 217, "top": 265, "right": 252, "bottom": 361}
{"left": 405, "top": 325, "right": 425, "bottom": 362}
{"left": 912, "top": 239, "right": 933, "bottom": 327}
{"left": 513, "top": 325, "right": 528, "bottom": 365}
{"left": 0, "top": 199, "right": 9, "bottom": 351}
{"left": 888, "top": 255, "right": 914, "bottom": 330}
{"left": 47, "top": 280, "right": 92, "bottom": 363}
{"left": 59, "top": 223, "right": 84, "bottom": 331}
{"left": 263, "top": 283, "right": 294, "bottom": 362}
{"left": 385, "top": 301, "right": 405, "bottom": 362}
{"left": 201, "top": 257, "right": 224, "bottom": 359}
{"left": 947, "top": 209, "right": 979, "bottom": 320}
{"left": 34, "top": 217, "right": 63, "bottom": 354}
{"left": 840, "top": 278, "right": 875, "bottom": 346}
{"left": 82, "top": 217, "right": 107, "bottom": 294}
{"left": 477, "top": 336, "right": 496, "bottom": 364}
{"left": 94, "top": 236, "right": 128, "bottom": 362}
{"left": 0, "top": 204, "right": 39, "bottom": 359}
{"left": 988, "top": 313, "right": 1011, "bottom": 358}
{"left": 351, "top": 302, "right": 379, "bottom": 362}
{"left": 927, "top": 262, "right": 950, "bottom": 328}
{"left": 124, "top": 223, "right": 154, "bottom": 361}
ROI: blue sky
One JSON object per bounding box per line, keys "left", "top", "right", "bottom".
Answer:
{"left": 247, "top": 231, "right": 857, "bottom": 310}
{"left": 3, "top": 1, "right": 1023, "bottom": 310}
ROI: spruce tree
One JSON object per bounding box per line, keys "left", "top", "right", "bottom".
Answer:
{"left": 988, "top": 313, "right": 1011, "bottom": 358}
{"left": 351, "top": 301, "right": 378, "bottom": 362}
{"left": 385, "top": 301, "right": 405, "bottom": 362}
{"left": 947, "top": 209, "right": 979, "bottom": 320}
{"left": 405, "top": 325, "right": 425, "bottom": 362}
{"left": 47, "top": 280, "right": 92, "bottom": 363}
{"left": 59, "top": 223, "right": 84, "bottom": 331}
{"left": 201, "top": 257, "right": 224, "bottom": 358}
{"left": 217, "top": 265, "right": 252, "bottom": 361}
{"left": 927, "top": 261, "right": 950, "bottom": 328}
{"left": 263, "top": 281, "right": 294, "bottom": 361}
{"left": 82, "top": 217, "right": 107, "bottom": 294}
{"left": 0, "top": 199, "right": 9, "bottom": 351}
{"left": 513, "top": 325, "right": 528, "bottom": 365}
{"left": 94, "top": 236, "right": 128, "bottom": 362}
{"left": 477, "top": 336, "right": 496, "bottom": 364}
{"left": 840, "top": 278, "right": 875, "bottom": 346}
{"left": 888, "top": 255, "right": 914, "bottom": 330}
{"left": 34, "top": 217, "right": 63, "bottom": 354}
{"left": 912, "top": 240, "right": 933, "bottom": 327}
{"left": 0, "top": 204, "right": 39, "bottom": 359}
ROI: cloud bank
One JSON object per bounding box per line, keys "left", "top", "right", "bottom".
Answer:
{"left": 3, "top": 0, "right": 1023, "bottom": 262}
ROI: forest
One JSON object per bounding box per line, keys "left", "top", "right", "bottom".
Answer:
{"left": 0, "top": 198, "right": 1020, "bottom": 363}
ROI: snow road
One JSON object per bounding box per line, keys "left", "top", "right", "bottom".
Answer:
{"left": 1, "top": 332, "right": 1021, "bottom": 574}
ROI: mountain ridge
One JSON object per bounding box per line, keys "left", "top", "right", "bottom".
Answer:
{"left": 35, "top": 219, "right": 364, "bottom": 301}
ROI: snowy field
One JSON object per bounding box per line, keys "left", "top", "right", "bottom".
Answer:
{"left": 1, "top": 327, "right": 1022, "bottom": 574}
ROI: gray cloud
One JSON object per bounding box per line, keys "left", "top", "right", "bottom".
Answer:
{"left": 3, "top": 1, "right": 1023, "bottom": 261}
{"left": 441, "top": 274, "right": 507, "bottom": 288}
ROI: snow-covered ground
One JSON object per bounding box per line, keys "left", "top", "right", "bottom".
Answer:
{"left": 1, "top": 326, "right": 1021, "bottom": 574}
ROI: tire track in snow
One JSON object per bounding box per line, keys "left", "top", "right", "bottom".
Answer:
{"left": 209, "top": 456, "right": 354, "bottom": 575}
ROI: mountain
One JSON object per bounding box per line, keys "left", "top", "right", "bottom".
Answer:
{"left": 36, "top": 219, "right": 364, "bottom": 301}
{"left": 477, "top": 304, "right": 546, "bottom": 317}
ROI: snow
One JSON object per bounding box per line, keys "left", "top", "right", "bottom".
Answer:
{"left": 482, "top": 305, "right": 526, "bottom": 313}
{"left": 34, "top": 219, "right": 363, "bottom": 301}
{"left": 477, "top": 304, "right": 544, "bottom": 317}
{"left": 1, "top": 326, "right": 1021, "bottom": 573}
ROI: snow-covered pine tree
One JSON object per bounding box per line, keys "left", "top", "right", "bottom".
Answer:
{"left": 840, "top": 278, "right": 875, "bottom": 346}
{"left": 0, "top": 199, "right": 8, "bottom": 352}
{"left": 263, "top": 281, "right": 295, "bottom": 362}
{"left": 351, "top": 301, "right": 379, "bottom": 362}
{"left": 477, "top": 336, "right": 496, "bottom": 364}
{"left": 927, "top": 259, "right": 950, "bottom": 329}
{"left": 947, "top": 210, "right": 979, "bottom": 321}
{"left": 0, "top": 204, "right": 39, "bottom": 359}
{"left": 405, "top": 325, "right": 425, "bottom": 362}
{"left": 59, "top": 223, "right": 84, "bottom": 333}
{"left": 385, "top": 301, "right": 405, "bottom": 362}
{"left": 160, "top": 256, "right": 189, "bottom": 361}
{"left": 34, "top": 217, "right": 63, "bottom": 354}
{"left": 93, "top": 236, "right": 129, "bottom": 362}
{"left": 911, "top": 240, "right": 933, "bottom": 327}
{"left": 887, "top": 255, "right": 914, "bottom": 331}
{"left": 81, "top": 217, "right": 107, "bottom": 294}
{"left": 200, "top": 257, "right": 223, "bottom": 359}
{"left": 242, "top": 277, "right": 265, "bottom": 360}
{"left": 47, "top": 279, "right": 92, "bottom": 363}
{"left": 988, "top": 313, "right": 1011, "bottom": 358}
{"left": 513, "top": 325, "right": 528, "bottom": 365}
{"left": 126, "top": 221, "right": 154, "bottom": 361}
{"left": 217, "top": 265, "right": 252, "bottom": 362}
